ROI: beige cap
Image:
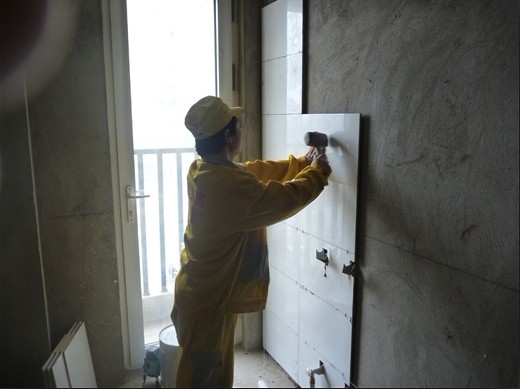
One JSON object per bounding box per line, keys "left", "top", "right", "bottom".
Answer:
{"left": 185, "top": 96, "right": 246, "bottom": 140}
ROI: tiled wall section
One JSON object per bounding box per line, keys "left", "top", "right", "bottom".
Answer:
{"left": 261, "top": 1, "right": 360, "bottom": 387}
{"left": 261, "top": 0, "right": 302, "bottom": 114}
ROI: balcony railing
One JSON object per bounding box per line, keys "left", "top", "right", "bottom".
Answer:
{"left": 134, "top": 147, "right": 197, "bottom": 297}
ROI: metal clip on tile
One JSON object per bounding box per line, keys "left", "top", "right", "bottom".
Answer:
{"left": 316, "top": 249, "right": 329, "bottom": 277}
{"left": 315, "top": 248, "right": 329, "bottom": 265}
{"left": 342, "top": 261, "right": 357, "bottom": 277}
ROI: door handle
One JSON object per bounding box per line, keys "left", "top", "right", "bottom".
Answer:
{"left": 126, "top": 186, "right": 151, "bottom": 199}
{"left": 126, "top": 185, "right": 150, "bottom": 222}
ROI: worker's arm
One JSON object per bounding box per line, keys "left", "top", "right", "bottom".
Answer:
{"left": 232, "top": 156, "right": 331, "bottom": 231}
{"left": 244, "top": 148, "right": 319, "bottom": 183}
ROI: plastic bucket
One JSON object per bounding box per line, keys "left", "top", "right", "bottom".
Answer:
{"left": 159, "top": 325, "right": 181, "bottom": 388}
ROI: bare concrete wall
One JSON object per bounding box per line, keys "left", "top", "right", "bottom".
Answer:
{"left": 0, "top": 103, "right": 51, "bottom": 388}
{"left": 238, "top": 1, "right": 264, "bottom": 352}
{"left": 1, "top": 1, "right": 125, "bottom": 387}
{"left": 239, "top": 1, "right": 262, "bottom": 163}
{"left": 2, "top": 1, "right": 517, "bottom": 387}
{"left": 0, "top": 1, "right": 264, "bottom": 386}
{"left": 304, "top": 0, "right": 519, "bottom": 387}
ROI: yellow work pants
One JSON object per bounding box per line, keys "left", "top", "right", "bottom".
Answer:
{"left": 172, "top": 308, "right": 238, "bottom": 388}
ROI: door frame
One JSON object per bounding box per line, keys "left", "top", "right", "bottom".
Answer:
{"left": 102, "top": 0, "right": 235, "bottom": 369}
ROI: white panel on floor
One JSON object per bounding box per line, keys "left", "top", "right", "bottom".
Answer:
{"left": 42, "top": 321, "right": 97, "bottom": 388}
{"left": 63, "top": 323, "right": 97, "bottom": 388}
{"left": 51, "top": 354, "right": 71, "bottom": 388}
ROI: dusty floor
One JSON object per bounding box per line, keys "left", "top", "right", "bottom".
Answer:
{"left": 119, "top": 344, "right": 298, "bottom": 388}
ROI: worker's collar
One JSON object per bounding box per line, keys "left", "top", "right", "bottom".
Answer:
{"left": 201, "top": 154, "right": 241, "bottom": 169}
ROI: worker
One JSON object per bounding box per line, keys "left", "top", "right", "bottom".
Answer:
{"left": 171, "top": 96, "right": 332, "bottom": 388}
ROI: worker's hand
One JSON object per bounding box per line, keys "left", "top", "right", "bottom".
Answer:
{"left": 304, "top": 147, "right": 320, "bottom": 164}
{"left": 311, "top": 153, "right": 332, "bottom": 178}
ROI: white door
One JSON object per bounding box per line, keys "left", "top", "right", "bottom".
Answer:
{"left": 103, "top": 0, "right": 234, "bottom": 369}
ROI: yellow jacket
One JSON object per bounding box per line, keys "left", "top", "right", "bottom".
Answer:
{"left": 173, "top": 154, "right": 328, "bottom": 320}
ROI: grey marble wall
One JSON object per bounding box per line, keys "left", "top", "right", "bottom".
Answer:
{"left": 304, "top": 0, "right": 518, "bottom": 386}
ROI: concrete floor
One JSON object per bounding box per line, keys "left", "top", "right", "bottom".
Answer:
{"left": 118, "top": 344, "right": 297, "bottom": 388}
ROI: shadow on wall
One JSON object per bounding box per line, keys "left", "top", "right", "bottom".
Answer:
{"left": 0, "top": 0, "right": 82, "bottom": 114}
{"left": 0, "top": 1, "right": 83, "bottom": 387}
{"left": 350, "top": 114, "right": 369, "bottom": 385}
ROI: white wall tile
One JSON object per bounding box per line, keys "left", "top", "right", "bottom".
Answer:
{"left": 299, "top": 233, "right": 355, "bottom": 316}
{"left": 263, "top": 114, "right": 360, "bottom": 180}
{"left": 267, "top": 222, "right": 301, "bottom": 281}
{"left": 262, "top": 114, "right": 302, "bottom": 160}
{"left": 262, "top": 0, "right": 303, "bottom": 61}
{"left": 266, "top": 266, "right": 299, "bottom": 332}
{"left": 263, "top": 308, "right": 299, "bottom": 382}
{"left": 262, "top": 4, "right": 358, "bottom": 387}
{"left": 299, "top": 181, "right": 358, "bottom": 254}
{"left": 302, "top": 114, "right": 360, "bottom": 185}
{"left": 298, "top": 287, "right": 352, "bottom": 386}
{"left": 298, "top": 339, "right": 350, "bottom": 388}
{"left": 262, "top": 54, "right": 302, "bottom": 115}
